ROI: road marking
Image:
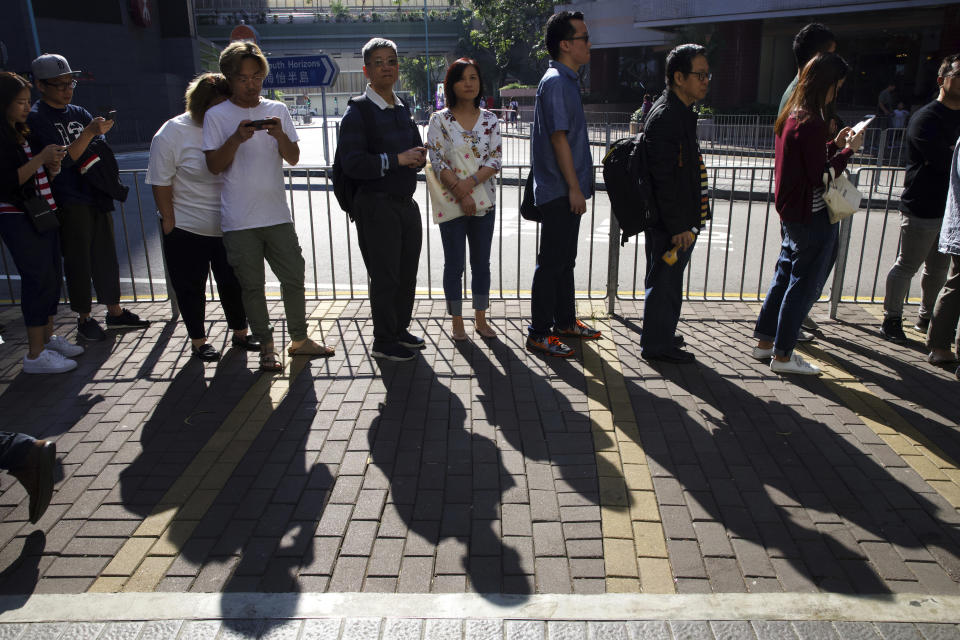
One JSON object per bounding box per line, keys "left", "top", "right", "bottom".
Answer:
{"left": 89, "top": 301, "right": 346, "bottom": 593}
{"left": 578, "top": 302, "right": 674, "bottom": 594}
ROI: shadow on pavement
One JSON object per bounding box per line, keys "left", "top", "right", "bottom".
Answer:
{"left": 0, "top": 530, "right": 45, "bottom": 609}
{"left": 598, "top": 315, "right": 960, "bottom": 593}
{"left": 370, "top": 355, "right": 529, "bottom": 597}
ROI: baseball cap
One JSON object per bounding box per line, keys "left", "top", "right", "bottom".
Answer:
{"left": 31, "top": 54, "right": 81, "bottom": 81}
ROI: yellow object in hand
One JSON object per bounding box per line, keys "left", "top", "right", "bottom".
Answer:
{"left": 662, "top": 244, "right": 680, "bottom": 265}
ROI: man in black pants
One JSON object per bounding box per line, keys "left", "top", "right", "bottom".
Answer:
{"left": 641, "top": 44, "right": 712, "bottom": 363}
{"left": 27, "top": 54, "right": 149, "bottom": 341}
{"left": 339, "top": 38, "right": 427, "bottom": 361}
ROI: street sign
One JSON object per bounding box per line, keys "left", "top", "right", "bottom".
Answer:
{"left": 263, "top": 54, "right": 339, "bottom": 89}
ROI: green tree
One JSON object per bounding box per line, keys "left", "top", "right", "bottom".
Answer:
{"left": 398, "top": 54, "right": 447, "bottom": 107}
{"left": 455, "top": 0, "right": 554, "bottom": 95}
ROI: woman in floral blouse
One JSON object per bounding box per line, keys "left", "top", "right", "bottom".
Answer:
{"left": 426, "top": 58, "right": 502, "bottom": 340}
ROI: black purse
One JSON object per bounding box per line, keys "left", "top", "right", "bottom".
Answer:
{"left": 19, "top": 176, "right": 59, "bottom": 234}
{"left": 520, "top": 172, "right": 542, "bottom": 222}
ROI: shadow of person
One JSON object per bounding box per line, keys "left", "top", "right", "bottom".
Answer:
{"left": 0, "top": 530, "right": 45, "bottom": 611}
{"left": 585, "top": 316, "right": 960, "bottom": 594}
{"left": 369, "top": 356, "right": 529, "bottom": 598}
{"left": 206, "top": 353, "right": 334, "bottom": 635}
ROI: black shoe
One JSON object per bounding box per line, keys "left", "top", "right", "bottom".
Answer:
{"left": 10, "top": 439, "right": 56, "bottom": 524}
{"left": 673, "top": 334, "right": 685, "bottom": 347}
{"left": 398, "top": 330, "right": 426, "bottom": 349}
{"left": 231, "top": 334, "right": 262, "bottom": 351}
{"left": 105, "top": 309, "right": 150, "bottom": 329}
{"left": 914, "top": 316, "right": 931, "bottom": 333}
{"left": 372, "top": 342, "right": 416, "bottom": 361}
{"left": 642, "top": 347, "right": 696, "bottom": 364}
{"left": 192, "top": 343, "right": 221, "bottom": 362}
{"left": 880, "top": 317, "right": 907, "bottom": 344}
{"left": 77, "top": 317, "right": 106, "bottom": 342}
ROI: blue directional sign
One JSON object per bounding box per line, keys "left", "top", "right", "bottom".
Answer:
{"left": 263, "top": 54, "right": 339, "bottom": 89}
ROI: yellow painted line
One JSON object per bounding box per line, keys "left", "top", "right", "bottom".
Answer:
{"left": 577, "top": 301, "right": 675, "bottom": 594}
{"left": 88, "top": 301, "right": 347, "bottom": 593}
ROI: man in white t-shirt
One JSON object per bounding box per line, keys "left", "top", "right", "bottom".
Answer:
{"left": 203, "top": 41, "right": 334, "bottom": 371}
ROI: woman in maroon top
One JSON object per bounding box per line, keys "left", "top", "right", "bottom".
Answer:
{"left": 751, "top": 53, "right": 863, "bottom": 375}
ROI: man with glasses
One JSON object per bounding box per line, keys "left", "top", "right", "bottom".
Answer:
{"left": 338, "top": 38, "right": 427, "bottom": 362}
{"left": 881, "top": 54, "right": 960, "bottom": 345}
{"left": 639, "top": 44, "right": 712, "bottom": 364}
{"left": 203, "top": 41, "right": 334, "bottom": 371}
{"left": 526, "top": 10, "right": 601, "bottom": 358}
{"left": 27, "top": 53, "right": 149, "bottom": 342}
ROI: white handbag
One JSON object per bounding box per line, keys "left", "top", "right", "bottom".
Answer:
{"left": 822, "top": 167, "right": 863, "bottom": 224}
{"left": 426, "top": 116, "right": 489, "bottom": 224}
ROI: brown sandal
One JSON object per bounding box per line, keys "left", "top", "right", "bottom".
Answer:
{"left": 287, "top": 338, "right": 335, "bottom": 358}
{"left": 259, "top": 350, "right": 282, "bottom": 372}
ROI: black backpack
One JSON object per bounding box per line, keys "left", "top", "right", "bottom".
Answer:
{"left": 331, "top": 95, "right": 379, "bottom": 219}
{"left": 602, "top": 132, "right": 658, "bottom": 245}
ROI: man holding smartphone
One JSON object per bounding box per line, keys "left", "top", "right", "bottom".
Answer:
{"left": 27, "top": 54, "right": 149, "bottom": 341}
{"left": 203, "top": 41, "right": 334, "bottom": 371}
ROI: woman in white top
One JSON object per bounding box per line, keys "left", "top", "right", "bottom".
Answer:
{"left": 426, "top": 58, "right": 502, "bottom": 340}
{"left": 147, "top": 73, "right": 257, "bottom": 361}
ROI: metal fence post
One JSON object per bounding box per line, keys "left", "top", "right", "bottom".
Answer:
{"left": 829, "top": 172, "right": 860, "bottom": 319}
{"left": 607, "top": 217, "right": 620, "bottom": 316}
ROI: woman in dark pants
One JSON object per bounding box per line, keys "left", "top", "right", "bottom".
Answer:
{"left": 147, "top": 73, "right": 258, "bottom": 361}
{"left": 0, "top": 71, "right": 82, "bottom": 374}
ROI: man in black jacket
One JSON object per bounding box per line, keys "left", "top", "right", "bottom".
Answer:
{"left": 641, "top": 44, "right": 712, "bottom": 363}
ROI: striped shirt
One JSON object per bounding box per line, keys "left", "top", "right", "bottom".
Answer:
{"left": 0, "top": 143, "right": 57, "bottom": 215}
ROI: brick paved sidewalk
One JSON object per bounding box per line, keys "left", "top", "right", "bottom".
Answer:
{"left": 0, "top": 299, "right": 959, "bottom": 626}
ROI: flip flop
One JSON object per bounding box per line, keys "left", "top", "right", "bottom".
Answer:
{"left": 287, "top": 338, "right": 335, "bottom": 358}
{"left": 259, "top": 350, "right": 282, "bottom": 372}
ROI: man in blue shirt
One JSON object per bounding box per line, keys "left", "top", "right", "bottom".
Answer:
{"left": 527, "top": 10, "right": 601, "bottom": 358}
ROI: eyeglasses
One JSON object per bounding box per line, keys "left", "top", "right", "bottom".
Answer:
{"left": 566, "top": 34, "right": 590, "bottom": 43}
{"left": 370, "top": 58, "right": 398, "bottom": 68}
{"left": 688, "top": 71, "right": 712, "bottom": 82}
{"left": 42, "top": 79, "right": 77, "bottom": 90}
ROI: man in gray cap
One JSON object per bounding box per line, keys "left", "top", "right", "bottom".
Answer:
{"left": 27, "top": 53, "right": 149, "bottom": 342}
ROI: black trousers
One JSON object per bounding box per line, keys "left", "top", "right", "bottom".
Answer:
{"left": 0, "top": 431, "right": 33, "bottom": 471}
{"left": 56, "top": 203, "right": 121, "bottom": 314}
{"left": 162, "top": 227, "right": 247, "bottom": 340}
{"left": 353, "top": 191, "right": 422, "bottom": 346}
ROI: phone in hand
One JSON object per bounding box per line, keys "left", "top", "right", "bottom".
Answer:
{"left": 103, "top": 110, "right": 116, "bottom": 121}
{"left": 851, "top": 115, "right": 875, "bottom": 135}
{"left": 245, "top": 119, "right": 274, "bottom": 129}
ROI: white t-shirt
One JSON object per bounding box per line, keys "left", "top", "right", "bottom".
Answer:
{"left": 201, "top": 98, "right": 299, "bottom": 232}
{"left": 146, "top": 113, "right": 223, "bottom": 237}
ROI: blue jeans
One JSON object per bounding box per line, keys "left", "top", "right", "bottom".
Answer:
{"left": 439, "top": 210, "right": 495, "bottom": 316}
{"left": 641, "top": 227, "right": 695, "bottom": 355}
{"left": 755, "top": 211, "right": 838, "bottom": 357}
{"left": 529, "top": 197, "right": 582, "bottom": 337}
{"left": 0, "top": 212, "right": 61, "bottom": 327}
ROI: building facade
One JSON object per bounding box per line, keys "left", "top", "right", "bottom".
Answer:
{"left": 560, "top": 1, "right": 960, "bottom": 112}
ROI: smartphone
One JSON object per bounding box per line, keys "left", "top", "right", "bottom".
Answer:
{"left": 851, "top": 115, "right": 875, "bottom": 135}
{"left": 245, "top": 119, "right": 274, "bottom": 129}
{"left": 103, "top": 110, "right": 116, "bottom": 121}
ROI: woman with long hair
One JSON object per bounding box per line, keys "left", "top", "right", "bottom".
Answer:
{"left": 426, "top": 58, "right": 502, "bottom": 341}
{"left": 751, "top": 53, "right": 863, "bottom": 375}
{"left": 146, "top": 72, "right": 258, "bottom": 361}
{"left": 0, "top": 71, "right": 81, "bottom": 374}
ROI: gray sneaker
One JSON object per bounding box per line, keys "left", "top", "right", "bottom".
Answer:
{"left": 77, "top": 317, "right": 106, "bottom": 341}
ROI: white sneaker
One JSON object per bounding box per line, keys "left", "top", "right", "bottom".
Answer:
{"left": 751, "top": 346, "right": 774, "bottom": 360}
{"left": 770, "top": 353, "right": 821, "bottom": 376}
{"left": 23, "top": 349, "right": 77, "bottom": 374}
{"left": 45, "top": 335, "right": 84, "bottom": 358}
{"left": 797, "top": 329, "right": 815, "bottom": 342}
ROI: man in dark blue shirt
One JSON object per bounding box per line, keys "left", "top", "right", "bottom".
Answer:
{"left": 339, "top": 38, "right": 427, "bottom": 362}
{"left": 527, "top": 10, "right": 601, "bottom": 358}
{"left": 27, "top": 54, "right": 148, "bottom": 341}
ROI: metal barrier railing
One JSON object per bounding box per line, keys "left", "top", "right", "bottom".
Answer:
{"left": 0, "top": 161, "right": 916, "bottom": 317}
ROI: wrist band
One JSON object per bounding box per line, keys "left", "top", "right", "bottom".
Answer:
{"left": 471, "top": 174, "right": 479, "bottom": 187}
